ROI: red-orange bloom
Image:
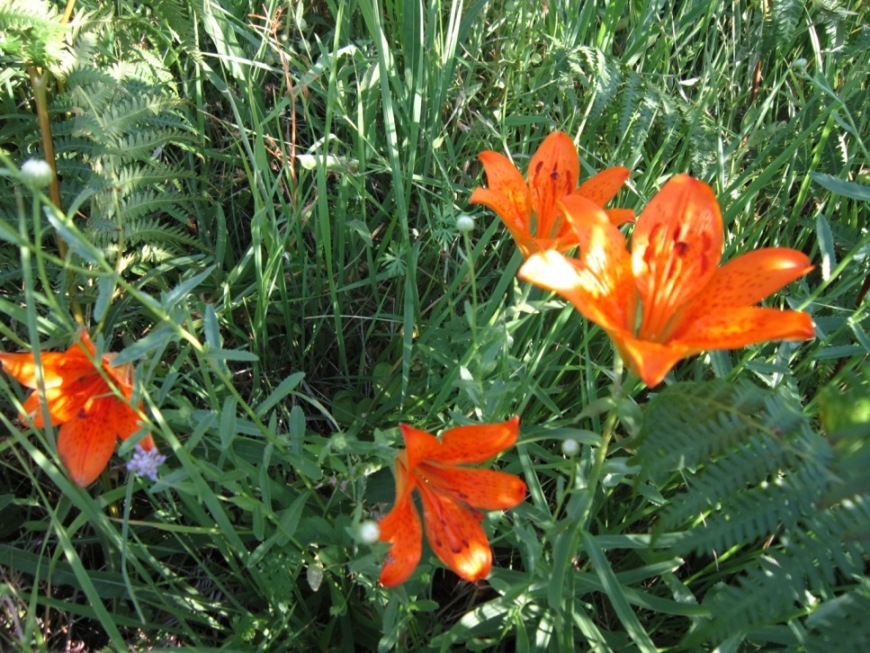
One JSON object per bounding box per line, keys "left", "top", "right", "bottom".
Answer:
{"left": 519, "top": 174, "right": 816, "bottom": 387}
{"left": 470, "top": 131, "right": 634, "bottom": 257}
{"left": 378, "top": 417, "right": 527, "bottom": 587}
{"left": 0, "top": 329, "right": 156, "bottom": 487}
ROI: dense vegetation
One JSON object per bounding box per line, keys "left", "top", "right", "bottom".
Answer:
{"left": 0, "top": 0, "right": 867, "bottom": 650}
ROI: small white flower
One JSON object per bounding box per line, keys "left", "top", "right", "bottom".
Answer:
{"left": 793, "top": 58, "right": 807, "bottom": 71}
{"left": 456, "top": 214, "right": 475, "bottom": 233}
{"left": 358, "top": 520, "right": 381, "bottom": 544}
{"left": 126, "top": 445, "right": 166, "bottom": 482}
{"left": 561, "top": 438, "right": 580, "bottom": 457}
{"left": 20, "top": 159, "right": 54, "bottom": 189}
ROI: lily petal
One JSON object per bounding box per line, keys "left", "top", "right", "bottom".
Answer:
{"left": 417, "top": 481, "right": 492, "bottom": 583}
{"left": 429, "top": 417, "right": 519, "bottom": 465}
{"left": 612, "top": 333, "right": 692, "bottom": 387}
{"left": 576, "top": 166, "right": 630, "bottom": 207}
{"left": 604, "top": 208, "right": 636, "bottom": 227}
{"left": 20, "top": 374, "right": 105, "bottom": 426}
{"left": 632, "top": 175, "right": 723, "bottom": 341}
{"left": 0, "top": 350, "right": 92, "bottom": 390}
{"left": 527, "top": 132, "right": 580, "bottom": 239}
{"left": 102, "top": 355, "right": 135, "bottom": 398}
{"left": 418, "top": 463, "right": 527, "bottom": 510}
{"left": 471, "top": 151, "right": 531, "bottom": 228}
{"left": 57, "top": 397, "right": 120, "bottom": 487}
{"left": 519, "top": 197, "right": 636, "bottom": 335}
{"left": 399, "top": 424, "right": 442, "bottom": 471}
{"left": 676, "top": 248, "right": 813, "bottom": 323}
{"left": 378, "top": 492, "right": 423, "bottom": 587}
{"left": 673, "top": 307, "right": 816, "bottom": 351}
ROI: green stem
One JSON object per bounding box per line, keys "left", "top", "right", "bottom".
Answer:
{"left": 27, "top": 65, "right": 85, "bottom": 327}
{"left": 579, "top": 353, "right": 625, "bottom": 528}
{"left": 461, "top": 231, "right": 479, "bottom": 350}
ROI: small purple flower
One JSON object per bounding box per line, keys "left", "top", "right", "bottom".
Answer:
{"left": 127, "top": 445, "right": 167, "bottom": 482}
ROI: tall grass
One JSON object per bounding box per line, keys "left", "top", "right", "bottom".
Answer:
{"left": 0, "top": 0, "right": 868, "bottom": 650}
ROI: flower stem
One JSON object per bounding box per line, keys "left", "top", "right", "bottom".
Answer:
{"left": 579, "top": 353, "right": 624, "bottom": 528}
{"left": 461, "top": 231, "right": 479, "bottom": 350}
{"left": 27, "top": 66, "right": 84, "bottom": 326}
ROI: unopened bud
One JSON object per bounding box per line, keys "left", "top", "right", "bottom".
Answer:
{"left": 456, "top": 214, "right": 475, "bottom": 233}
{"left": 20, "top": 159, "right": 54, "bottom": 189}
{"left": 358, "top": 520, "right": 381, "bottom": 544}
{"left": 561, "top": 438, "right": 580, "bottom": 457}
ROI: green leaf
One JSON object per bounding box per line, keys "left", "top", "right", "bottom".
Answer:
{"left": 581, "top": 532, "right": 657, "bottom": 652}
{"left": 255, "top": 372, "right": 306, "bottom": 418}
{"left": 811, "top": 172, "right": 870, "bottom": 201}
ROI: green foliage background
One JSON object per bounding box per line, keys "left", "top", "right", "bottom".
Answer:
{"left": 0, "top": 0, "right": 867, "bottom": 650}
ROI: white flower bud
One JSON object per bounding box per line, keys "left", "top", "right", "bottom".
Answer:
{"left": 561, "top": 438, "right": 580, "bottom": 457}
{"left": 20, "top": 159, "right": 54, "bottom": 189}
{"left": 456, "top": 214, "right": 475, "bottom": 233}
{"left": 358, "top": 519, "right": 381, "bottom": 544}
{"left": 793, "top": 58, "right": 807, "bottom": 71}
{"left": 306, "top": 562, "right": 324, "bottom": 591}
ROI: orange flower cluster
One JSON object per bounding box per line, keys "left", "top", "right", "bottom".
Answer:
{"left": 472, "top": 132, "right": 815, "bottom": 387}
{"left": 0, "top": 329, "right": 157, "bottom": 487}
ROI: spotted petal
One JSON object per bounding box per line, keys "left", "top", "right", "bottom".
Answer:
{"left": 57, "top": 397, "right": 123, "bottom": 487}
{"left": 399, "top": 424, "right": 441, "bottom": 471}
{"left": 675, "top": 248, "right": 813, "bottom": 319}
{"left": 470, "top": 151, "right": 531, "bottom": 232}
{"left": 417, "top": 481, "right": 492, "bottom": 583}
{"left": 526, "top": 132, "right": 580, "bottom": 239}
{"left": 612, "top": 332, "right": 693, "bottom": 387}
{"left": 673, "top": 306, "right": 815, "bottom": 351}
{"left": 378, "top": 492, "right": 423, "bottom": 587}
{"left": 520, "top": 197, "right": 636, "bottom": 334}
{"left": 632, "top": 175, "right": 723, "bottom": 341}
{"left": 429, "top": 417, "right": 519, "bottom": 465}
{"left": 418, "top": 463, "right": 527, "bottom": 510}
{"left": 576, "top": 166, "right": 630, "bottom": 207}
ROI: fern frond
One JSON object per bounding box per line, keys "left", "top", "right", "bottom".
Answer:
{"left": 629, "top": 88, "right": 658, "bottom": 163}
{"left": 122, "top": 217, "right": 202, "bottom": 251}
{"left": 660, "top": 433, "right": 797, "bottom": 530}
{"left": 113, "top": 164, "right": 199, "bottom": 195}
{"left": 674, "top": 464, "right": 831, "bottom": 555}
{"left": 571, "top": 46, "right": 622, "bottom": 124}
{"left": 0, "top": 0, "right": 66, "bottom": 68}
{"left": 690, "top": 557, "right": 807, "bottom": 645}
{"left": 97, "top": 93, "right": 184, "bottom": 139}
{"left": 804, "top": 585, "right": 870, "bottom": 652}
{"left": 105, "top": 128, "right": 195, "bottom": 159}
{"left": 763, "top": 0, "right": 804, "bottom": 54}
{"left": 634, "top": 380, "right": 772, "bottom": 479}
{"left": 640, "top": 381, "right": 869, "bottom": 647}
{"left": 617, "top": 71, "right": 643, "bottom": 142}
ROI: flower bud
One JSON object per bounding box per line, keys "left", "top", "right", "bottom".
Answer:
{"left": 20, "top": 159, "right": 54, "bottom": 189}
{"left": 561, "top": 438, "right": 580, "bottom": 457}
{"left": 358, "top": 519, "right": 381, "bottom": 544}
{"left": 456, "top": 214, "right": 475, "bottom": 233}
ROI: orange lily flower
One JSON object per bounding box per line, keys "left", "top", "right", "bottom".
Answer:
{"left": 378, "top": 417, "right": 527, "bottom": 587}
{"left": 0, "top": 329, "right": 156, "bottom": 487}
{"left": 470, "top": 130, "right": 634, "bottom": 257}
{"left": 519, "top": 174, "right": 815, "bottom": 387}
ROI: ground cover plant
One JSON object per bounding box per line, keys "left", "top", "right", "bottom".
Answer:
{"left": 0, "top": 0, "right": 868, "bottom": 650}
